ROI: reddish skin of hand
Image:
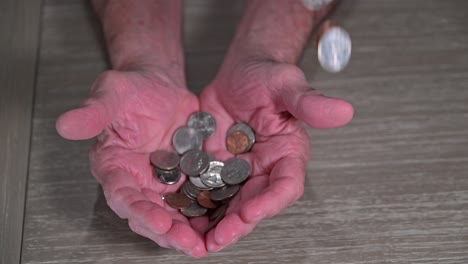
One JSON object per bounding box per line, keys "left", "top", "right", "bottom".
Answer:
{"left": 56, "top": 70, "right": 207, "bottom": 257}
{"left": 198, "top": 0, "right": 354, "bottom": 252}
{"left": 56, "top": 0, "right": 208, "bottom": 258}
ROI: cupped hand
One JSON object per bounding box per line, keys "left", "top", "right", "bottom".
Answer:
{"left": 56, "top": 69, "right": 207, "bottom": 257}
{"left": 199, "top": 60, "right": 354, "bottom": 252}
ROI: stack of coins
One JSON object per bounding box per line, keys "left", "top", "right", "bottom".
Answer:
{"left": 150, "top": 111, "right": 256, "bottom": 232}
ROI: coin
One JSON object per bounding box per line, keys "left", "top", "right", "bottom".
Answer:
{"left": 227, "top": 123, "right": 255, "bottom": 152}
{"left": 181, "top": 200, "right": 208, "bottom": 217}
{"left": 163, "top": 192, "right": 192, "bottom": 209}
{"left": 300, "top": 0, "right": 333, "bottom": 10}
{"left": 154, "top": 167, "right": 181, "bottom": 185}
{"left": 172, "top": 126, "right": 203, "bottom": 155}
{"left": 226, "top": 130, "right": 250, "bottom": 155}
{"left": 179, "top": 149, "right": 210, "bottom": 176}
{"left": 210, "top": 184, "right": 240, "bottom": 201}
{"left": 182, "top": 181, "right": 202, "bottom": 200}
{"left": 187, "top": 111, "right": 216, "bottom": 139}
{"left": 205, "top": 204, "right": 228, "bottom": 232}
{"left": 318, "top": 25, "right": 351, "bottom": 73}
{"left": 197, "top": 191, "right": 218, "bottom": 209}
{"left": 200, "top": 161, "right": 226, "bottom": 188}
{"left": 189, "top": 176, "right": 213, "bottom": 190}
{"left": 150, "top": 149, "right": 180, "bottom": 170}
{"left": 220, "top": 158, "right": 251, "bottom": 185}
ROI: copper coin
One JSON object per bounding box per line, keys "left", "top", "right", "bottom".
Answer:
{"left": 226, "top": 130, "right": 250, "bottom": 155}
{"left": 163, "top": 193, "right": 192, "bottom": 209}
{"left": 197, "top": 191, "right": 218, "bottom": 209}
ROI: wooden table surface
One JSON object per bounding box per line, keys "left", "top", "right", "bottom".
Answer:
{"left": 4, "top": 0, "right": 468, "bottom": 263}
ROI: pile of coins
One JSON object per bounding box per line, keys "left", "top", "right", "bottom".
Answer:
{"left": 150, "top": 112, "right": 255, "bottom": 232}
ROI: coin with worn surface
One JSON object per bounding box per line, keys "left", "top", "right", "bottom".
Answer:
{"left": 200, "top": 161, "right": 225, "bottom": 188}
{"left": 189, "top": 176, "right": 213, "bottom": 190}
{"left": 228, "top": 123, "right": 255, "bottom": 151}
{"left": 220, "top": 158, "right": 251, "bottom": 185}
{"left": 181, "top": 200, "right": 208, "bottom": 217}
{"left": 172, "top": 126, "right": 203, "bottom": 155}
{"left": 182, "top": 181, "right": 202, "bottom": 200}
{"left": 163, "top": 192, "right": 192, "bottom": 209}
{"left": 179, "top": 149, "right": 210, "bottom": 176}
{"left": 197, "top": 191, "right": 218, "bottom": 209}
{"left": 210, "top": 184, "right": 240, "bottom": 201}
{"left": 300, "top": 0, "right": 333, "bottom": 10}
{"left": 187, "top": 111, "right": 216, "bottom": 139}
{"left": 226, "top": 130, "right": 250, "bottom": 155}
{"left": 155, "top": 167, "right": 181, "bottom": 185}
{"left": 318, "top": 26, "right": 351, "bottom": 73}
{"left": 150, "top": 149, "right": 180, "bottom": 170}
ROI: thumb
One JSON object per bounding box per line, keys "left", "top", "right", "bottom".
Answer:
{"left": 282, "top": 87, "right": 354, "bottom": 129}
{"left": 56, "top": 100, "right": 114, "bottom": 140}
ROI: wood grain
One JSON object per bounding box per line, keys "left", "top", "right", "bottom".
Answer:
{"left": 21, "top": 0, "right": 468, "bottom": 263}
{"left": 0, "top": 1, "right": 42, "bottom": 264}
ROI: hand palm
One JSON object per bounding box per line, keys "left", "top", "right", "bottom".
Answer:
{"left": 57, "top": 70, "right": 206, "bottom": 257}
{"left": 200, "top": 62, "right": 353, "bottom": 251}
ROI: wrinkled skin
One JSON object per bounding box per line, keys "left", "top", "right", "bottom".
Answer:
{"left": 56, "top": 70, "right": 207, "bottom": 257}
{"left": 56, "top": 61, "right": 353, "bottom": 257}
{"left": 199, "top": 60, "right": 353, "bottom": 251}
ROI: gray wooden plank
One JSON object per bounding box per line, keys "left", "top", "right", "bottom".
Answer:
{"left": 22, "top": 0, "right": 468, "bottom": 263}
{"left": 0, "top": 0, "right": 42, "bottom": 264}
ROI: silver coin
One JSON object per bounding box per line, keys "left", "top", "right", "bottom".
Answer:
{"left": 228, "top": 123, "right": 256, "bottom": 151}
{"left": 182, "top": 181, "right": 202, "bottom": 200}
{"left": 181, "top": 200, "right": 208, "bottom": 217}
{"left": 300, "top": 0, "right": 333, "bottom": 10}
{"left": 154, "top": 167, "right": 181, "bottom": 185}
{"left": 318, "top": 26, "right": 352, "bottom": 73}
{"left": 179, "top": 149, "right": 210, "bottom": 176}
{"left": 200, "top": 161, "right": 226, "bottom": 188}
{"left": 187, "top": 111, "right": 216, "bottom": 139}
{"left": 220, "top": 158, "right": 251, "bottom": 185}
{"left": 172, "top": 126, "right": 203, "bottom": 155}
{"left": 150, "top": 149, "right": 180, "bottom": 170}
{"left": 189, "top": 176, "right": 213, "bottom": 190}
{"left": 210, "top": 184, "right": 240, "bottom": 201}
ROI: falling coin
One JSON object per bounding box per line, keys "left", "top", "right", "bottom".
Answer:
{"left": 226, "top": 130, "right": 250, "bottom": 155}
{"left": 154, "top": 167, "right": 181, "bottom": 185}
{"left": 181, "top": 200, "right": 208, "bottom": 217}
{"left": 197, "top": 191, "right": 218, "bottom": 209}
{"left": 220, "top": 158, "right": 251, "bottom": 185}
{"left": 210, "top": 184, "right": 240, "bottom": 201}
{"left": 163, "top": 193, "right": 192, "bottom": 209}
{"left": 179, "top": 149, "right": 210, "bottom": 176}
{"left": 187, "top": 111, "right": 216, "bottom": 139}
{"left": 150, "top": 149, "right": 180, "bottom": 170}
{"left": 317, "top": 21, "right": 352, "bottom": 73}
{"left": 200, "top": 161, "right": 226, "bottom": 188}
{"left": 172, "top": 126, "right": 203, "bottom": 155}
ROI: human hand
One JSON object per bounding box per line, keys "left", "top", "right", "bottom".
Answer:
{"left": 56, "top": 69, "right": 207, "bottom": 257}
{"left": 199, "top": 60, "right": 354, "bottom": 252}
